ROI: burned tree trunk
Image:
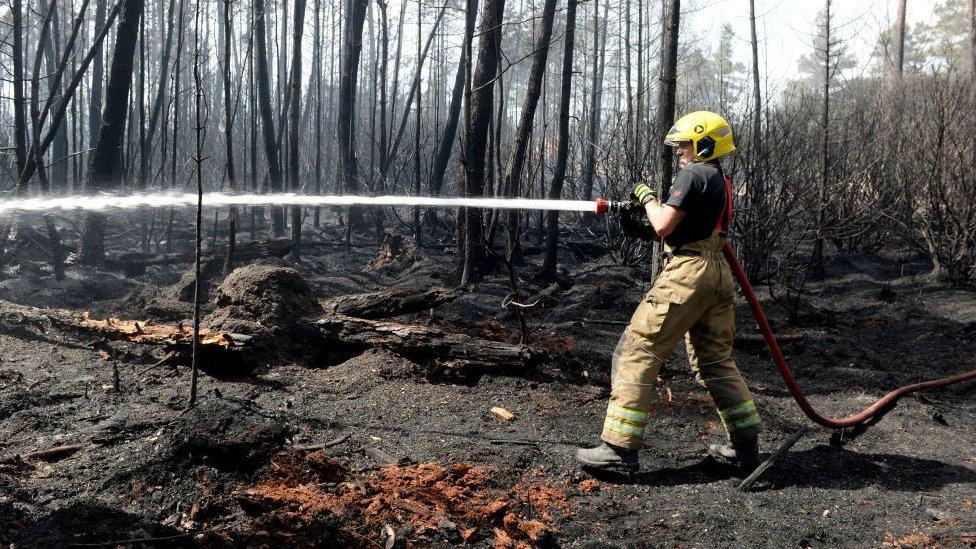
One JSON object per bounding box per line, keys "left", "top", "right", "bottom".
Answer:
{"left": 337, "top": 0, "right": 370, "bottom": 236}
{"left": 44, "top": 2, "right": 70, "bottom": 190}
{"left": 459, "top": 0, "right": 507, "bottom": 284}
{"left": 223, "top": 0, "right": 238, "bottom": 276}
{"left": 969, "top": 0, "right": 975, "bottom": 76}
{"left": 11, "top": 0, "right": 27, "bottom": 178}
{"left": 77, "top": 0, "right": 145, "bottom": 265}
{"left": 581, "top": 0, "right": 608, "bottom": 201}
{"left": 288, "top": 0, "right": 308, "bottom": 260}
{"left": 655, "top": 0, "right": 679, "bottom": 197}
{"left": 501, "top": 0, "right": 558, "bottom": 261}
{"left": 316, "top": 315, "right": 540, "bottom": 374}
{"left": 254, "top": 0, "right": 287, "bottom": 236}
{"left": 541, "top": 0, "right": 578, "bottom": 278}
{"left": 894, "top": 0, "right": 906, "bottom": 77}
{"left": 812, "top": 0, "right": 831, "bottom": 268}
{"left": 145, "top": 0, "right": 176, "bottom": 171}
{"left": 88, "top": 0, "right": 107, "bottom": 166}
{"left": 321, "top": 287, "right": 462, "bottom": 319}
{"left": 427, "top": 0, "right": 477, "bottom": 226}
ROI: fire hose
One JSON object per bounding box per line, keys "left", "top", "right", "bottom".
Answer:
{"left": 595, "top": 198, "right": 976, "bottom": 430}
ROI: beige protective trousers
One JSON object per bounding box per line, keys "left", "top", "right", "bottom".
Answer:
{"left": 601, "top": 232, "right": 760, "bottom": 450}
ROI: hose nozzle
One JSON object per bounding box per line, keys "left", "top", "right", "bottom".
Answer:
{"left": 594, "top": 198, "right": 627, "bottom": 215}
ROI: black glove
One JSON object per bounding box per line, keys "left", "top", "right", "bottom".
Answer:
{"left": 618, "top": 200, "right": 658, "bottom": 242}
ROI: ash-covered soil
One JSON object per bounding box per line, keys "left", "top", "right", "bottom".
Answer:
{"left": 0, "top": 228, "right": 974, "bottom": 548}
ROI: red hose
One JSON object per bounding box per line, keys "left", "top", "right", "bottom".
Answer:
{"left": 723, "top": 243, "right": 976, "bottom": 429}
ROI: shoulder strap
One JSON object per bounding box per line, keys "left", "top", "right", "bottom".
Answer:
{"left": 714, "top": 174, "right": 733, "bottom": 232}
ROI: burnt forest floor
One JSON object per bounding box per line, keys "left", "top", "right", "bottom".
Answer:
{"left": 0, "top": 219, "right": 974, "bottom": 548}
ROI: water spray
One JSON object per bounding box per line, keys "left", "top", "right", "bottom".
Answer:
{"left": 0, "top": 192, "right": 609, "bottom": 215}
{"left": 0, "top": 190, "right": 972, "bottom": 433}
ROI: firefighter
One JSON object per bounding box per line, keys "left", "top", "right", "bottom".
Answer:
{"left": 576, "top": 111, "right": 761, "bottom": 475}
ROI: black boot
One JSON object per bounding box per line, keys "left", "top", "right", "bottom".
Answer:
{"left": 708, "top": 436, "right": 760, "bottom": 475}
{"left": 576, "top": 442, "right": 639, "bottom": 473}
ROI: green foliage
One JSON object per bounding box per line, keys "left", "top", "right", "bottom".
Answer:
{"left": 677, "top": 23, "right": 747, "bottom": 115}
{"left": 911, "top": 0, "right": 971, "bottom": 71}
{"left": 794, "top": 9, "right": 857, "bottom": 91}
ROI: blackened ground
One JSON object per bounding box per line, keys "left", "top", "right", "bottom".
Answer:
{"left": 0, "top": 225, "right": 973, "bottom": 548}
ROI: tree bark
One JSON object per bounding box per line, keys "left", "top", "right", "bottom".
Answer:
{"left": 459, "top": 0, "right": 507, "bottom": 284}
{"left": 315, "top": 315, "right": 540, "bottom": 372}
{"left": 77, "top": 0, "right": 145, "bottom": 265}
{"left": 288, "top": 0, "right": 308, "bottom": 260}
{"left": 321, "top": 287, "right": 462, "bottom": 319}
{"left": 413, "top": 0, "right": 423, "bottom": 246}
{"left": 969, "top": 0, "right": 975, "bottom": 76}
{"left": 254, "top": 0, "right": 287, "bottom": 235}
{"left": 337, "top": 0, "right": 370, "bottom": 236}
{"left": 427, "top": 0, "right": 477, "bottom": 225}
{"left": 381, "top": 3, "right": 446, "bottom": 190}
{"left": 812, "top": 0, "right": 831, "bottom": 268}
{"left": 11, "top": 0, "right": 27, "bottom": 179}
{"left": 501, "top": 0, "right": 558, "bottom": 261}
{"left": 655, "top": 0, "right": 680, "bottom": 197}
{"left": 313, "top": 0, "right": 324, "bottom": 227}
{"left": 581, "top": 0, "right": 607, "bottom": 201}
{"left": 88, "top": 0, "right": 108, "bottom": 167}
{"left": 222, "top": 0, "right": 238, "bottom": 275}
{"left": 894, "top": 0, "right": 906, "bottom": 77}
{"left": 45, "top": 2, "right": 70, "bottom": 190}
{"left": 541, "top": 0, "right": 578, "bottom": 278}
{"left": 144, "top": 0, "right": 177, "bottom": 177}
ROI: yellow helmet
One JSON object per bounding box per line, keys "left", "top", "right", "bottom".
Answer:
{"left": 664, "top": 110, "right": 736, "bottom": 162}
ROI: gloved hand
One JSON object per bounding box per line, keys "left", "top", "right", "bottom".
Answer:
{"left": 618, "top": 202, "right": 659, "bottom": 242}
{"left": 632, "top": 183, "right": 658, "bottom": 205}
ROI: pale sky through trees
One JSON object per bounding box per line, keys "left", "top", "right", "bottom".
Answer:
{"left": 687, "top": 0, "right": 941, "bottom": 89}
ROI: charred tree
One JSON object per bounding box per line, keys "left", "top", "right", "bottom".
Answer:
{"left": 812, "top": 0, "right": 831, "bottom": 268}
{"left": 459, "top": 0, "right": 507, "bottom": 284}
{"left": 12, "top": 1, "right": 121, "bottom": 192}
{"left": 145, "top": 0, "right": 177, "bottom": 181}
{"left": 44, "top": 2, "right": 70, "bottom": 189}
{"left": 413, "top": 0, "right": 423, "bottom": 246}
{"left": 77, "top": 0, "right": 145, "bottom": 265}
{"left": 288, "top": 0, "right": 308, "bottom": 260}
{"left": 313, "top": 0, "right": 324, "bottom": 227}
{"left": 189, "top": 0, "right": 205, "bottom": 407}
{"left": 581, "top": 0, "right": 608, "bottom": 201}
{"left": 970, "top": 0, "right": 975, "bottom": 75}
{"left": 655, "top": 0, "right": 679, "bottom": 197}
{"left": 541, "top": 0, "right": 578, "bottom": 278}
{"left": 742, "top": 0, "right": 768, "bottom": 281}
{"left": 11, "top": 0, "right": 27, "bottom": 178}
{"left": 337, "top": 0, "right": 370, "bottom": 237}
{"left": 427, "top": 0, "right": 477, "bottom": 227}
{"left": 381, "top": 3, "right": 446, "bottom": 192}
{"left": 222, "top": 0, "right": 238, "bottom": 275}
{"left": 254, "top": 0, "right": 287, "bottom": 235}
{"left": 894, "top": 0, "right": 906, "bottom": 77}
{"left": 376, "top": 0, "right": 389, "bottom": 198}
{"left": 88, "top": 0, "right": 107, "bottom": 165}
{"left": 501, "top": 0, "right": 558, "bottom": 261}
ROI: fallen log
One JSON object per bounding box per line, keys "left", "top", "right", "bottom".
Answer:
{"left": 321, "top": 287, "right": 463, "bottom": 319}
{"left": 0, "top": 298, "right": 537, "bottom": 376}
{"left": 0, "top": 300, "right": 256, "bottom": 375}
{"left": 315, "top": 314, "right": 541, "bottom": 373}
